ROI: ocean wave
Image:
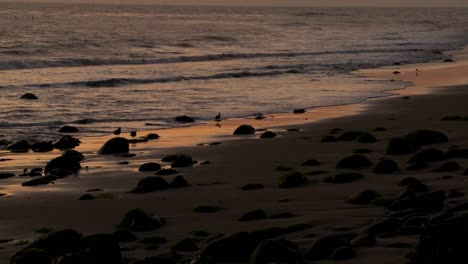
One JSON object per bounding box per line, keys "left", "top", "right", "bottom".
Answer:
{"left": 30, "top": 69, "right": 302, "bottom": 88}
{"left": 0, "top": 48, "right": 428, "bottom": 71}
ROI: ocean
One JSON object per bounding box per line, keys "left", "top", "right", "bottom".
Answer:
{"left": 0, "top": 3, "right": 467, "bottom": 142}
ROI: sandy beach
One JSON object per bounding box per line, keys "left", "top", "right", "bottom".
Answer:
{"left": 1, "top": 45, "right": 468, "bottom": 263}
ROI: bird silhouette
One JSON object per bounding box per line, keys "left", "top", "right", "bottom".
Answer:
{"left": 130, "top": 131, "right": 137, "bottom": 139}
{"left": 215, "top": 112, "right": 221, "bottom": 122}
{"left": 113, "top": 127, "right": 121, "bottom": 137}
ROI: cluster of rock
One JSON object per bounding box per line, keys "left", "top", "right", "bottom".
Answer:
{"left": 21, "top": 150, "right": 84, "bottom": 187}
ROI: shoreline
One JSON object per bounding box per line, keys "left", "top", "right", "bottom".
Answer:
{"left": 1, "top": 46, "right": 468, "bottom": 263}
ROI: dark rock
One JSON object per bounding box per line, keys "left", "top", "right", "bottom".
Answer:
{"left": 331, "top": 246, "right": 355, "bottom": 260}
{"left": 32, "top": 141, "right": 54, "bottom": 152}
{"left": 171, "top": 154, "right": 195, "bottom": 168}
{"left": 118, "top": 208, "right": 164, "bottom": 231}
{"left": 389, "top": 192, "right": 444, "bottom": 213}
{"left": 448, "top": 189, "right": 464, "bottom": 198}
{"left": 304, "top": 233, "right": 354, "bottom": 260}
{"left": 53, "top": 135, "right": 81, "bottom": 149}
{"left": 404, "top": 216, "right": 429, "bottom": 227}
{"left": 337, "top": 131, "right": 363, "bottom": 141}
{"left": 301, "top": 159, "right": 321, "bottom": 166}
{"left": 138, "top": 163, "right": 161, "bottom": 172}
{"left": 277, "top": 171, "right": 308, "bottom": 188}
{"left": 250, "top": 239, "right": 302, "bottom": 264}
{"left": 444, "top": 58, "right": 454, "bottom": 62}
{"left": 97, "top": 137, "right": 129, "bottom": 155}
{"left": 409, "top": 149, "right": 445, "bottom": 164}
{"left": 22, "top": 175, "right": 57, "bottom": 186}
{"left": 196, "top": 232, "right": 257, "bottom": 262}
{"left": 363, "top": 218, "right": 402, "bottom": 236}
{"left": 0, "top": 173, "right": 15, "bottom": 179}
{"left": 239, "top": 209, "right": 267, "bottom": 222}
{"left": 12, "top": 229, "right": 82, "bottom": 258}
{"left": 259, "top": 131, "right": 276, "bottom": 139}
{"left": 169, "top": 175, "right": 188, "bottom": 188}
{"left": 357, "top": 132, "right": 377, "bottom": 143}
{"left": 78, "top": 234, "right": 122, "bottom": 264}
{"left": 400, "top": 226, "right": 424, "bottom": 235}
{"left": 233, "top": 125, "right": 256, "bottom": 135}
{"left": 61, "top": 150, "right": 85, "bottom": 162}
{"left": 6, "top": 140, "right": 31, "bottom": 152}
{"left": 348, "top": 190, "right": 382, "bottom": 205}
{"left": 240, "top": 184, "right": 264, "bottom": 190}
{"left": 143, "top": 133, "right": 160, "bottom": 140}
{"left": 410, "top": 212, "right": 468, "bottom": 264}
{"left": 79, "top": 194, "right": 95, "bottom": 200}
{"left": 48, "top": 168, "right": 74, "bottom": 178}
{"left": 446, "top": 148, "right": 468, "bottom": 158}
{"left": 373, "top": 159, "right": 399, "bottom": 174}
{"left": 174, "top": 115, "right": 194, "bottom": 122}
{"left": 432, "top": 161, "right": 460, "bottom": 172}
{"left": 350, "top": 234, "right": 376, "bottom": 247}
{"left": 44, "top": 156, "right": 81, "bottom": 175}
{"left": 386, "top": 137, "right": 419, "bottom": 155}
{"left": 407, "top": 162, "right": 428, "bottom": 171}
{"left": 321, "top": 136, "right": 339, "bottom": 142}
{"left": 325, "top": 172, "right": 365, "bottom": 183}
{"left": 293, "top": 108, "right": 306, "bottom": 114}
{"left": 155, "top": 169, "right": 179, "bottom": 176}
{"left": 10, "top": 248, "right": 53, "bottom": 264}
{"left": 113, "top": 230, "right": 137, "bottom": 243}
{"left": 192, "top": 206, "right": 220, "bottom": 213}
{"left": 374, "top": 127, "right": 387, "bottom": 132}
{"left": 58, "top": 126, "right": 79, "bottom": 133}
{"left": 131, "top": 177, "right": 169, "bottom": 193}
{"left": 20, "top": 93, "right": 38, "bottom": 100}
{"left": 171, "top": 238, "right": 199, "bottom": 252}
{"left": 161, "top": 155, "right": 178, "bottom": 162}
{"left": 336, "top": 155, "right": 373, "bottom": 170}
{"left": 406, "top": 129, "right": 448, "bottom": 146}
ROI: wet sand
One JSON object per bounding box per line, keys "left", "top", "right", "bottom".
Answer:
{"left": 1, "top": 47, "right": 468, "bottom": 263}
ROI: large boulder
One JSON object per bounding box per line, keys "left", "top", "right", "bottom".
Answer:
{"left": 32, "top": 141, "right": 54, "bottom": 152}
{"left": 44, "top": 155, "right": 81, "bottom": 176}
{"left": 98, "top": 137, "right": 129, "bottom": 155}
{"left": 10, "top": 248, "right": 53, "bottom": 264}
{"left": 277, "top": 171, "right": 308, "bottom": 188}
{"left": 233, "top": 125, "right": 256, "bottom": 135}
{"left": 169, "top": 175, "right": 189, "bottom": 188}
{"left": 6, "top": 140, "right": 31, "bottom": 152}
{"left": 118, "top": 208, "right": 165, "bottom": 231}
{"left": 58, "top": 126, "right": 79, "bottom": 133}
{"left": 20, "top": 93, "right": 38, "bottom": 100}
{"left": 336, "top": 155, "right": 373, "bottom": 170}
{"left": 53, "top": 136, "right": 81, "bottom": 150}
{"left": 79, "top": 234, "right": 122, "bottom": 264}
{"left": 249, "top": 239, "right": 302, "bottom": 264}
{"left": 138, "top": 163, "right": 161, "bottom": 172}
{"left": 22, "top": 175, "right": 57, "bottom": 186}
{"left": 446, "top": 148, "right": 468, "bottom": 158}
{"left": 174, "top": 115, "right": 194, "bottom": 122}
{"left": 196, "top": 232, "right": 258, "bottom": 263}
{"left": 0, "top": 172, "right": 16, "bottom": 179}
{"left": 11, "top": 230, "right": 82, "bottom": 259}
{"left": 130, "top": 176, "right": 169, "bottom": 193}
{"left": 171, "top": 154, "right": 196, "bottom": 168}
{"left": 408, "top": 149, "right": 445, "bottom": 164}
{"left": 386, "top": 137, "right": 419, "bottom": 155}
{"left": 348, "top": 190, "right": 382, "bottom": 205}
{"left": 410, "top": 212, "right": 468, "bottom": 264}
{"left": 405, "top": 129, "right": 448, "bottom": 146}
{"left": 373, "top": 159, "right": 399, "bottom": 174}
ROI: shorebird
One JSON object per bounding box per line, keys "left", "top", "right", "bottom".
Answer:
{"left": 416, "top": 68, "right": 420, "bottom": 76}
{"left": 113, "top": 127, "right": 121, "bottom": 137}
{"left": 130, "top": 131, "right": 137, "bottom": 139}
{"left": 215, "top": 112, "right": 221, "bottom": 122}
